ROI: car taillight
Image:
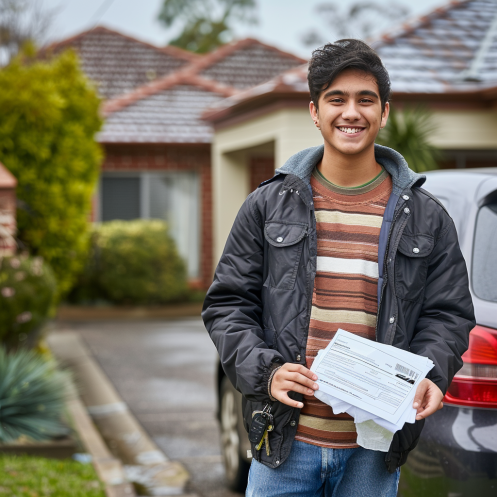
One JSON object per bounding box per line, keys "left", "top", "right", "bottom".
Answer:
{"left": 444, "top": 325, "right": 497, "bottom": 408}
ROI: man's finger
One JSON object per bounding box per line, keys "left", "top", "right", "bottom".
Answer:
{"left": 415, "top": 396, "right": 440, "bottom": 420}
{"left": 288, "top": 372, "right": 318, "bottom": 390}
{"left": 276, "top": 392, "right": 303, "bottom": 409}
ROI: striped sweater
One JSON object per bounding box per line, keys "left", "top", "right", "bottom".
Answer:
{"left": 295, "top": 166, "right": 392, "bottom": 448}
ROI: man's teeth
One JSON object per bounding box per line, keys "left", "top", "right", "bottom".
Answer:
{"left": 338, "top": 127, "right": 363, "bottom": 134}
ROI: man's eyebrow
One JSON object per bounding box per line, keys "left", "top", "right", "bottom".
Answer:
{"left": 322, "top": 89, "right": 379, "bottom": 99}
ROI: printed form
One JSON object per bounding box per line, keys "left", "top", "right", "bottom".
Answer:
{"left": 311, "top": 329, "right": 434, "bottom": 426}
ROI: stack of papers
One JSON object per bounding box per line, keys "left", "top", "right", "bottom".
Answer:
{"left": 310, "top": 329, "right": 434, "bottom": 451}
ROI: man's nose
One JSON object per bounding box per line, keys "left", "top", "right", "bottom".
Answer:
{"left": 341, "top": 102, "right": 361, "bottom": 121}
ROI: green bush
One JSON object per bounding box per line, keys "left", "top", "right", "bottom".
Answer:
{"left": 0, "top": 255, "right": 57, "bottom": 346}
{"left": 0, "top": 347, "right": 68, "bottom": 443}
{"left": 0, "top": 49, "right": 103, "bottom": 300}
{"left": 70, "top": 219, "right": 188, "bottom": 305}
{"left": 377, "top": 105, "right": 441, "bottom": 173}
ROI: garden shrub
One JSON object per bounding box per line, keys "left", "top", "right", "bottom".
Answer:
{"left": 71, "top": 219, "right": 188, "bottom": 305}
{"left": 0, "top": 255, "right": 57, "bottom": 346}
{"left": 0, "top": 49, "right": 102, "bottom": 300}
{"left": 0, "top": 347, "right": 68, "bottom": 442}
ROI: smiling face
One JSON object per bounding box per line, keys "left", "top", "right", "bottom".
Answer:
{"left": 310, "top": 68, "right": 389, "bottom": 158}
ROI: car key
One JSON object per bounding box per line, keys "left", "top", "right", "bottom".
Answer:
{"left": 249, "top": 411, "right": 268, "bottom": 444}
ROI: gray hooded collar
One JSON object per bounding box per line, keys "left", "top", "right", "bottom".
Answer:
{"left": 275, "top": 143, "right": 426, "bottom": 196}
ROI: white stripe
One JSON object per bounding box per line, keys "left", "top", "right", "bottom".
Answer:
{"left": 315, "top": 210, "right": 383, "bottom": 228}
{"left": 317, "top": 256, "right": 378, "bottom": 278}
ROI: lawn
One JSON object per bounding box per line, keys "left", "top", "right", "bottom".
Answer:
{"left": 0, "top": 455, "right": 105, "bottom": 497}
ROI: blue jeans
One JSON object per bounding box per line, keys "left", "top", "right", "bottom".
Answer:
{"left": 246, "top": 440, "right": 400, "bottom": 497}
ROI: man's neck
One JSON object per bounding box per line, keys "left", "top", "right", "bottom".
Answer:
{"left": 317, "top": 142, "right": 382, "bottom": 188}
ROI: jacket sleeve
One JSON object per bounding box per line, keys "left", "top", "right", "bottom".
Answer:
{"left": 202, "top": 191, "right": 285, "bottom": 403}
{"left": 409, "top": 218, "right": 476, "bottom": 394}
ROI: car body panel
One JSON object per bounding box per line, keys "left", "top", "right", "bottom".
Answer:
{"left": 399, "top": 169, "right": 497, "bottom": 497}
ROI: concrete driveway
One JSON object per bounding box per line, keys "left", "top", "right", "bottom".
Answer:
{"left": 60, "top": 318, "right": 243, "bottom": 497}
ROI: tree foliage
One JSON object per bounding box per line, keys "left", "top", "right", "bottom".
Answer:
{"left": 302, "top": 1, "right": 410, "bottom": 47}
{"left": 0, "top": 0, "right": 55, "bottom": 64}
{"left": 0, "top": 50, "right": 103, "bottom": 299}
{"left": 158, "top": 0, "right": 257, "bottom": 53}
{"left": 377, "top": 105, "right": 441, "bottom": 173}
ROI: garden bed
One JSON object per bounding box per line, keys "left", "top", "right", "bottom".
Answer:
{"left": 57, "top": 302, "right": 203, "bottom": 321}
{"left": 0, "top": 454, "right": 106, "bottom": 497}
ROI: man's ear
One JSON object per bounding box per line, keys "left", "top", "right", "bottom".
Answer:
{"left": 310, "top": 101, "right": 320, "bottom": 129}
{"left": 380, "top": 101, "right": 390, "bottom": 129}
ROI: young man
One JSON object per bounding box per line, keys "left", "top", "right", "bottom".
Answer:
{"left": 202, "top": 40, "right": 475, "bottom": 496}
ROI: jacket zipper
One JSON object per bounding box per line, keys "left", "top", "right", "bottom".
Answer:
{"left": 375, "top": 197, "right": 405, "bottom": 342}
{"left": 375, "top": 195, "right": 411, "bottom": 344}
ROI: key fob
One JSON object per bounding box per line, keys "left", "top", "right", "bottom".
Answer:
{"left": 249, "top": 412, "right": 268, "bottom": 444}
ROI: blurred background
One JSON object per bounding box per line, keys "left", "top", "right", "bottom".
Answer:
{"left": 0, "top": 1, "right": 496, "bottom": 496}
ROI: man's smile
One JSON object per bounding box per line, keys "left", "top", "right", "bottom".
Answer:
{"left": 336, "top": 126, "right": 366, "bottom": 136}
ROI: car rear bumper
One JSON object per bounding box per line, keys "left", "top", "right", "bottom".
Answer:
{"left": 399, "top": 405, "right": 497, "bottom": 497}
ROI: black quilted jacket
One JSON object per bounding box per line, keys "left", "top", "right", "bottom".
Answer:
{"left": 202, "top": 144, "right": 475, "bottom": 471}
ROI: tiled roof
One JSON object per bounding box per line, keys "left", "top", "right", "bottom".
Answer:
{"left": 44, "top": 26, "right": 198, "bottom": 100}
{"left": 372, "top": 0, "right": 497, "bottom": 93}
{"left": 194, "top": 38, "right": 306, "bottom": 89}
{"left": 99, "top": 37, "right": 305, "bottom": 143}
{"left": 98, "top": 83, "right": 225, "bottom": 144}
{"left": 203, "top": 0, "right": 497, "bottom": 123}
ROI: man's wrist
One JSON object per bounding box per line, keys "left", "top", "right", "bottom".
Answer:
{"left": 268, "top": 365, "right": 283, "bottom": 401}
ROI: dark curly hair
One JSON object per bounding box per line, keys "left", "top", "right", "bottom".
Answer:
{"left": 308, "top": 39, "right": 391, "bottom": 112}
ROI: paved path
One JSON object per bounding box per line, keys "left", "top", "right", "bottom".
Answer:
{"left": 59, "top": 318, "right": 243, "bottom": 497}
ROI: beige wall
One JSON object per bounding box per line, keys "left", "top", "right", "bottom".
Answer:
{"left": 212, "top": 106, "right": 497, "bottom": 265}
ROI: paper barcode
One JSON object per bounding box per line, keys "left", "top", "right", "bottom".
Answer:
{"left": 395, "top": 363, "right": 419, "bottom": 380}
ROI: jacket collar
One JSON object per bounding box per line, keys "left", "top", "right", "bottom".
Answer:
{"left": 275, "top": 144, "right": 426, "bottom": 196}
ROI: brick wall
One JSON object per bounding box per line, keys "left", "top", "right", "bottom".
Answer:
{"left": 249, "top": 155, "right": 275, "bottom": 192}
{"left": 97, "top": 144, "right": 213, "bottom": 289}
{"left": 0, "top": 163, "right": 17, "bottom": 256}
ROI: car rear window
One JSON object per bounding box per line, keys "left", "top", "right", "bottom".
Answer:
{"left": 472, "top": 204, "right": 497, "bottom": 302}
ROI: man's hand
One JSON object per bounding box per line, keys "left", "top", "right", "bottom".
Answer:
{"left": 271, "top": 363, "right": 319, "bottom": 408}
{"left": 413, "top": 378, "right": 444, "bottom": 420}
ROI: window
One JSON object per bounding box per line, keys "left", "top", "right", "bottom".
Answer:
{"left": 100, "top": 172, "right": 200, "bottom": 278}
{"left": 101, "top": 177, "right": 140, "bottom": 221}
{"left": 472, "top": 204, "right": 497, "bottom": 302}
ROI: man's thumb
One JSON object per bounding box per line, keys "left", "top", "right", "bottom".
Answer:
{"left": 413, "top": 380, "right": 428, "bottom": 408}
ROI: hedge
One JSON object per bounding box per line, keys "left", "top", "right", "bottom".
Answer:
{"left": 70, "top": 219, "right": 188, "bottom": 305}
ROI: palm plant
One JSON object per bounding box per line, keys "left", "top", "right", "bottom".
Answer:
{"left": 377, "top": 105, "right": 441, "bottom": 173}
{"left": 0, "top": 347, "right": 68, "bottom": 442}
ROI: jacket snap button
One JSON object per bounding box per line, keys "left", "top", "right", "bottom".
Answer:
{"left": 403, "top": 195, "right": 410, "bottom": 201}
{"left": 389, "top": 316, "right": 395, "bottom": 324}
{"left": 276, "top": 236, "right": 283, "bottom": 243}
{"left": 290, "top": 421, "right": 296, "bottom": 427}
{"left": 296, "top": 354, "right": 301, "bottom": 362}
{"left": 412, "top": 247, "right": 420, "bottom": 254}
{"left": 404, "top": 207, "right": 410, "bottom": 214}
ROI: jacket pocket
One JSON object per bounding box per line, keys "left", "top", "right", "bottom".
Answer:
{"left": 395, "top": 234, "right": 434, "bottom": 302}
{"left": 264, "top": 221, "right": 307, "bottom": 290}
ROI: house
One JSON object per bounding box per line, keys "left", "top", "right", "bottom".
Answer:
{"left": 0, "top": 163, "right": 17, "bottom": 256}
{"left": 45, "top": 27, "right": 305, "bottom": 287}
{"left": 202, "top": 0, "right": 497, "bottom": 263}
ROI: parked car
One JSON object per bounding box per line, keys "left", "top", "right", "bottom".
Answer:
{"left": 216, "top": 169, "right": 497, "bottom": 495}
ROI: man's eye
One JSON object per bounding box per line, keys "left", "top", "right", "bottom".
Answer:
{"left": 360, "top": 99, "right": 373, "bottom": 103}
{"left": 330, "top": 99, "right": 343, "bottom": 103}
